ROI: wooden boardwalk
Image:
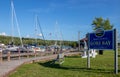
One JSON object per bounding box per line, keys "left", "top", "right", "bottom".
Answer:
{"left": 0, "top": 52, "right": 80, "bottom": 77}
{"left": 0, "top": 54, "right": 57, "bottom": 77}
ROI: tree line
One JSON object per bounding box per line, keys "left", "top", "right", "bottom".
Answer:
{"left": 0, "top": 35, "right": 77, "bottom": 48}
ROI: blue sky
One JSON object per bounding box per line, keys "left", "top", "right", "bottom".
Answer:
{"left": 0, "top": 0, "right": 120, "bottom": 41}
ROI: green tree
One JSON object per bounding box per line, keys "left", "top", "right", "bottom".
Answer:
{"left": 92, "top": 17, "right": 113, "bottom": 30}
{"left": 92, "top": 17, "right": 113, "bottom": 55}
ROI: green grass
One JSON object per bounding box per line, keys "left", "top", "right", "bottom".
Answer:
{"left": 9, "top": 50, "right": 120, "bottom": 77}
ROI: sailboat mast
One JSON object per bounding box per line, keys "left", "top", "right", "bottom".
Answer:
{"left": 11, "top": 0, "right": 23, "bottom": 47}
{"left": 35, "top": 15, "right": 37, "bottom": 44}
{"left": 11, "top": 0, "right": 14, "bottom": 43}
{"left": 34, "top": 15, "right": 46, "bottom": 45}
{"left": 55, "top": 21, "right": 58, "bottom": 46}
{"left": 37, "top": 15, "right": 46, "bottom": 45}
{"left": 54, "top": 21, "right": 63, "bottom": 49}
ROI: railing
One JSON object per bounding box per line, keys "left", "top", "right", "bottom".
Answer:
{"left": 0, "top": 49, "right": 79, "bottom": 62}
{"left": 0, "top": 51, "right": 54, "bottom": 62}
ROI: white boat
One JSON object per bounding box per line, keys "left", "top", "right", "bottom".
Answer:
{"left": 26, "top": 15, "right": 46, "bottom": 52}
{"left": 5, "top": 46, "right": 19, "bottom": 52}
{"left": 32, "top": 46, "right": 46, "bottom": 52}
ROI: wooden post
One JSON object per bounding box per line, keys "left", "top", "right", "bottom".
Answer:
{"left": 87, "top": 50, "right": 90, "bottom": 68}
{"left": 0, "top": 51, "right": 2, "bottom": 63}
{"left": 18, "top": 48, "right": 20, "bottom": 60}
{"left": 34, "top": 49, "right": 36, "bottom": 57}
{"left": 34, "top": 52, "right": 36, "bottom": 57}
{"left": 27, "top": 49, "right": 29, "bottom": 58}
{"left": 7, "top": 51, "right": 11, "bottom": 61}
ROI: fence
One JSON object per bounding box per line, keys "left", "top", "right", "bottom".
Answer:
{"left": 0, "top": 48, "right": 80, "bottom": 63}
{"left": 0, "top": 51, "right": 54, "bottom": 63}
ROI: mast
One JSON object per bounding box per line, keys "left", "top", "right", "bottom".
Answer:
{"left": 55, "top": 21, "right": 63, "bottom": 47}
{"left": 11, "top": 0, "right": 23, "bottom": 47}
{"left": 34, "top": 14, "right": 46, "bottom": 45}
{"left": 11, "top": 0, "right": 14, "bottom": 43}
{"left": 35, "top": 15, "right": 37, "bottom": 44}
{"left": 55, "top": 21, "right": 58, "bottom": 46}
{"left": 37, "top": 15, "right": 46, "bottom": 45}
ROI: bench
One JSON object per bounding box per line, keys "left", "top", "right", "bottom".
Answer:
{"left": 52, "top": 53, "right": 64, "bottom": 64}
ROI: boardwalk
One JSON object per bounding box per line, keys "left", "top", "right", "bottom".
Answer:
{"left": 0, "top": 54, "right": 57, "bottom": 77}
{"left": 0, "top": 52, "right": 80, "bottom": 77}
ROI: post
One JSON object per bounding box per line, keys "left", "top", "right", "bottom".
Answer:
{"left": 0, "top": 51, "right": 2, "bottom": 63}
{"left": 27, "top": 49, "right": 29, "bottom": 58}
{"left": 87, "top": 33, "right": 90, "bottom": 68}
{"left": 18, "top": 48, "right": 20, "bottom": 60}
{"left": 34, "top": 49, "right": 36, "bottom": 57}
{"left": 87, "top": 50, "right": 90, "bottom": 68}
{"left": 78, "top": 31, "right": 80, "bottom": 52}
{"left": 7, "top": 51, "right": 11, "bottom": 61}
{"left": 114, "top": 29, "right": 118, "bottom": 74}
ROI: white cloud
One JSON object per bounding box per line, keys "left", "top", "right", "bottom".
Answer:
{"left": 37, "top": 33, "right": 42, "bottom": 36}
{"left": 26, "top": 34, "right": 30, "bottom": 38}
{"left": 0, "top": 32, "right": 7, "bottom": 36}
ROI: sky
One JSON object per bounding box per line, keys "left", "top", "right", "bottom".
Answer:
{"left": 0, "top": 0, "right": 120, "bottom": 41}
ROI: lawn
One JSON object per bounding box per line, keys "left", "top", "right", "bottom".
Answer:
{"left": 9, "top": 50, "right": 120, "bottom": 77}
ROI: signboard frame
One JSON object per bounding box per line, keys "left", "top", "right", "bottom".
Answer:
{"left": 87, "top": 29, "right": 118, "bottom": 74}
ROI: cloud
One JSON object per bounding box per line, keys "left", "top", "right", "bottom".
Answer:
{"left": 28, "top": 8, "right": 52, "bottom": 13}
{"left": 37, "top": 33, "right": 42, "bottom": 37}
{"left": 0, "top": 32, "right": 7, "bottom": 36}
{"left": 26, "top": 34, "right": 30, "bottom": 38}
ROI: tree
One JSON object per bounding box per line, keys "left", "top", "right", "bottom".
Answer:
{"left": 92, "top": 17, "right": 113, "bottom": 55}
{"left": 92, "top": 17, "right": 113, "bottom": 30}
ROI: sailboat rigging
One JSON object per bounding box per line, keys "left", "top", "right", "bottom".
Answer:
{"left": 11, "top": 0, "right": 23, "bottom": 47}
{"left": 34, "top": 15, "right": 46, "bottom": 45}
{"left": 54, "top": 21, "right": 63, "bottom": 47}
{"left": 29, "top": 15, "right": 46, "bottom": 52}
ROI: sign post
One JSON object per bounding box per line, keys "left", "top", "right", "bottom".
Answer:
{"left": 114, "top": 29, "right": 118, "bottom": 74}
{"left": 87, "top": 33, "right": 90, "bottom": 68}
{"left": 87, "top": 49, "right": 90, "bottom": 68}
{"left": 88, "top": 29, "right": 118, "bottom": 74}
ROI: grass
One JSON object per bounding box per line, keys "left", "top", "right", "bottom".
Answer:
{"left": 9, "top": 50, "right": 120, "bottom": 77}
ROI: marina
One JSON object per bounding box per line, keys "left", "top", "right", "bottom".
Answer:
{"left": 0, "top": 0, "right": 120, "bottom": 77}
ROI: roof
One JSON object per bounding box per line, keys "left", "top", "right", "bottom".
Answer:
{"left": 80, "top": 38, "right": 88, "bottom": 41}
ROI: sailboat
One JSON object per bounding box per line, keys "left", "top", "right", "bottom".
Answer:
{"left": 4, "top": 0, "right": 24, "bottom": 53}
{"left": 29, "top": 15, "right": 46, "bottom": 52}
{"left": 49, "top": 21, "right": 63, "bottom": 52}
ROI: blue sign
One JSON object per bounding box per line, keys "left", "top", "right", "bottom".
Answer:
{"left": 88, "top": 29, "right": 114, "bottom": 50}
